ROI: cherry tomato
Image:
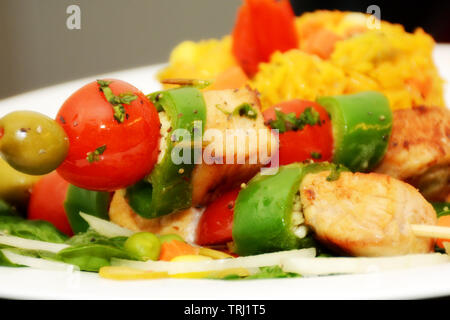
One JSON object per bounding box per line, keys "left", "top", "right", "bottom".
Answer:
{"left": 196, "top": 188, "right": 240, "bottom": 246}
{"left": 28, "top": 171, "right": 72, "bottom": 236}
{"left": 232, "top": 0, "right": 298, "bottom": 77}
{"left": 263, "top": 100, "right": 333, "bottom": 166}
{"left": 56, "top": 79, "right": 160, "bottom": 191}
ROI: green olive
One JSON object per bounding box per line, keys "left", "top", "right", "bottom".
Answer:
{"left": 0, "top": 157, "right": 43, "bottom": 209}
{"left": 0, "top": 111, "right": 69, "bottom": 175}
{"left": 124, "top": 232, "right": 161, "bottom": 261}
{"left": 158, "top": 233, "right": 185, "bottom": 244}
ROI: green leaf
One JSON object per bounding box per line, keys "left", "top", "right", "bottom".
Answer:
{"left": 0, "top": 216, "right": 68, "bottom": 243}
{"left": 212, "top": 266, "right": 301, "bottom": 280}
{"left": 58, "top": 230, "right": 131, "bottom": 272}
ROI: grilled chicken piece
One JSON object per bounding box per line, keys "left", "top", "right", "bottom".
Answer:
{"left": 300, "top": 171, "right": 437, "bottom": 256}
{"left": 375, "top": 106, "right": 450, "bottom": 201}
{"left": 191, "top": 88, "right": 277, "bottom": 205}
{"left": 109, "top": 88, "right": 277, "bottom": 234}
{"left": 109, "top": 190, "right": 203, "bottom": 243}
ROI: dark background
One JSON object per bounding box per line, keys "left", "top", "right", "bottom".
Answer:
{"left": 290, "top": 0, "right": 450, "bottom": 42}
{"left": 0, "top": 0, "right": 448, "bottom": 99}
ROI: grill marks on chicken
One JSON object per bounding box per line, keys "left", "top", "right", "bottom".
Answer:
{"left": 300, "top": 171, "right": 437, "bottom": 256}
{"left": 375, "top": 106, "right": 450, "bottom": 201}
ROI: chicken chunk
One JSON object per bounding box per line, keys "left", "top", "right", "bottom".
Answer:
{"left": 300, "top": 171, "right": 437, "bottom": 256}
{"left": 375, "top": 106, "right": 450, "bottom": 201}
{"left": 109, "top": 189, "right": 202, "bottom": 243}
{"left": 191, "top": 87, "right": 277, "bottom": 205}
{"left": 109, "top": 88, "right": 277, "bottom": 234}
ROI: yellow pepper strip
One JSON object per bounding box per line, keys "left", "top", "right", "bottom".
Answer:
{"left": 198, "top": 247, "right": 234, "bottom": 260}
{"left": 169, "top": 254, "right": 213, "bottom": 278}
{"left": 99, "top": 266, "right": 168, "bottom": 280}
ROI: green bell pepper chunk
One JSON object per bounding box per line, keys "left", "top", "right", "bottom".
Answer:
{"left": 233, "top": 162, "right": 347, "bottom": 256}
{"left": 316, "top": 91, "right": 392, "bottom": 172}
{"left": 64, "top": 185, "right": 110, "bottom": 234}
{"left": 126, "top": 87, "right": 207, "bottom": 218}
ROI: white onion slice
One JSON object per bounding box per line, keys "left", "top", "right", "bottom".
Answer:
{"left": 1, "top": 249, "right": 78, "bottom": 271}
{"left": 0, "top": 233, "right": 70, "bottom": 253}
{"left": 281, "top": 253, "right": 450, "bottom": 276}
{"left": 112, "top": 248, "right": 316, "bottom": 274}
{"left": 79, "top": 212, "right": 134, "bottom": 238}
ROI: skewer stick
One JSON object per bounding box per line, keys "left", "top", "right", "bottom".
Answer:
{"left": 411, "top": 224, "right": 450, "bottom": 239}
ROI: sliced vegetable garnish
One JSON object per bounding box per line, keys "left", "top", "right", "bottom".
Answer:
{"left": 127, "top": 87, "right": 207, "bottom": 218}
{"left": 0, "top": 232, "right": 69, "bottom": 253}
{"left": 112, "top": 248, "right": 315, "bottom": 274}
{"left": 99, "top": 266, "right": 168, "bottom": 280}
{"left": 1, "top": 249, "right": 78, "bottom": 271}
{"left": 281, "top": 254, "right": 450, "bottom": 276}
{"left": 79, "top": 212, "right": 134, "bottom": 238}
{"left": 316, "top": 91, "right": 392, "bottom": 172}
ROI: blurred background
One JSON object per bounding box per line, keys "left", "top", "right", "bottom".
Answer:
{"left": 0, "top": 0, "right": 449, "bottom": 99}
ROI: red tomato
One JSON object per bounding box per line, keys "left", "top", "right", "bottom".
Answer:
{"left": 196, "top": 188, "right": 240, "bottom": 246}
{"left": 263, "top": 100, "right": 333, "bottom": 165}
{"left": 232, "top": 0, "right": 298, "bottom": 77}
{"left": 28, "top": 171, "right": 72, "bottom": 236}
{"left": 56, "top": 79, "right": 160, "bottom": 191}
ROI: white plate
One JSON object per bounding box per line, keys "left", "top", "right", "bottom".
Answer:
{"left": 0, "top": 45, "right": 449, "bottom": 300}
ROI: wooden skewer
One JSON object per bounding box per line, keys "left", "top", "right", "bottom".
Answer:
{"left": 411, "top": 224, "right": 450, "bottom": 239}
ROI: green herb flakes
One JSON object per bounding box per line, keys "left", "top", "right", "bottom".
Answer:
{"left": 269, "top": 107, "right": 320, "bottom": 133}
{"left": 86, "top": 145, "right": 107, "bottom": 163}
{"left": 97, "top": 80, "right": 137, "bottom": 123}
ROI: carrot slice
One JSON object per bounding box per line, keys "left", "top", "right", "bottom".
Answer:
{"left": 159, "top": 240, "right": 199, "bottom": 261}
{"left": 302, "top": 28, "right": 342, "bottom": 59}
{"left": 207, "top": 66, "right": 249, "bottom": 91}
{"left": 436, "top": 215, "right": 450, "bottom": 248}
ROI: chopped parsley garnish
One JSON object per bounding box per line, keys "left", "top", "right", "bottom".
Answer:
{"left": 268, "top": 107, "right": 320, "bottom": 133}
{"left": 326, "top": 164, "right": 346, "bottom": 182}
{"left": 233, "top": 103, "right": 257, "bottom": 119}
{"left": 86, "top": 145, "right": 107, "bottom": 163}
{"left": 215, "top": 103, "right": 258, "bottom": 120}
{"left": 310, "top": 152, "right": 322, "bottom": 159}
{"left": 97, "top": 80, "right": 137, "bottom": 123}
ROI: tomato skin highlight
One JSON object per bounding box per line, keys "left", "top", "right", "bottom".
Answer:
{"left": 27, "top": 171, "right": 72, "bottom": 236}
{"left": 56, "top": 79, "right": 160, "bottom": 191}
{"left": 263, "top": 100, "right": 333, "bottom": 166}
{"left": 232, "top": 0, "right": 298, "bottom": 77}
{"left": 196, "top": 188, "right": 240, "bottom": 246}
